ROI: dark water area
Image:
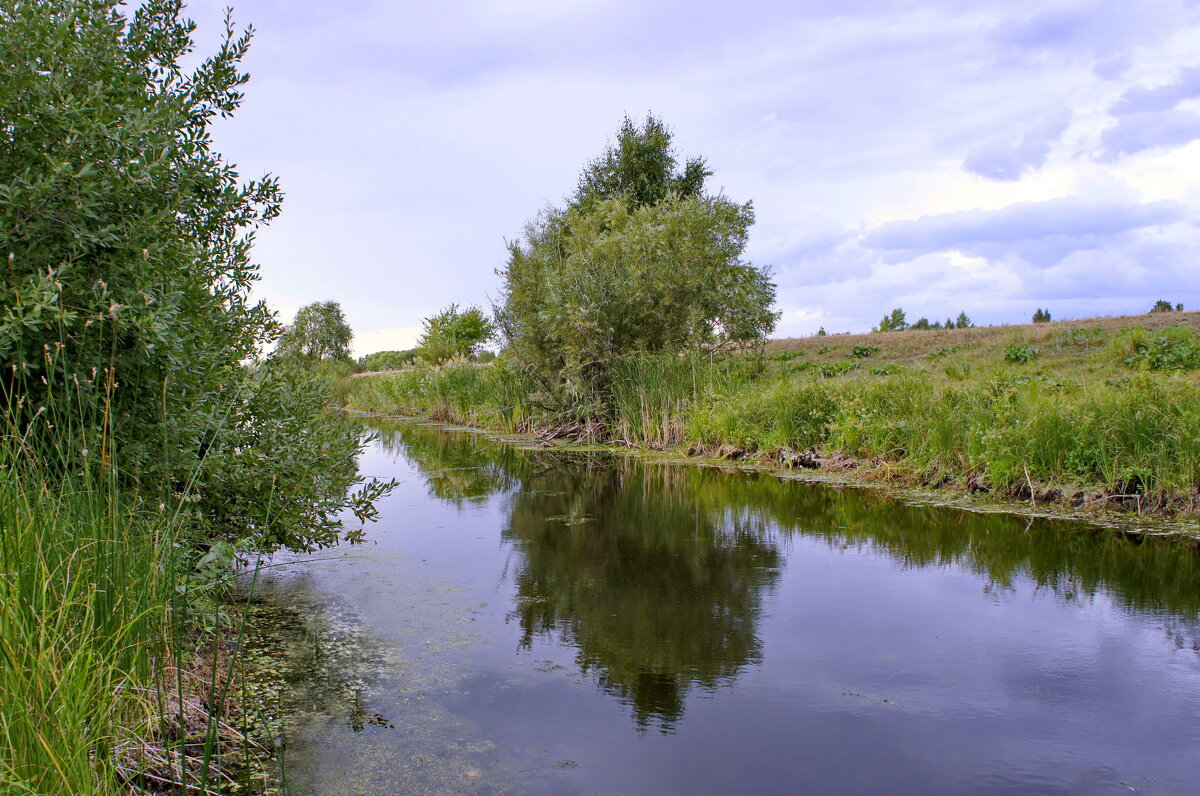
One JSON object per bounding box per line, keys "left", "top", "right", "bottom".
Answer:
{"left": 260, "top": 418, "right": 1200, "bottom": 795}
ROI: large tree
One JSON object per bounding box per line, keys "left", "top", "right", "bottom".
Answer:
{"left": 496, "top": 115, "right": 777, "bottom": 419}
{"left": 0, "top": 1, "right": 386, "bottom": 550}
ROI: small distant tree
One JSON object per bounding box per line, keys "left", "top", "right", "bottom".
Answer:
{"left": 874, "top": 308, "right": 908, "bottom": 332}
{"left": 1032, "top": 308, "right": 1052, "bottom": 323}
{"left": 954, "top": 311, "right": 974, "bottom": 329}
{"left": 910, "top": 317, "right": 932, "bottom": 330}
{"left": 418, "top": 304, "right": 495, "bottom": 363}
{"left": 816, "top": 327, "right": 827, "bottom": 337}
{"left": 276, "top": 301, "right": 353, "bottom": 360}
{"left": 1151, "top": 299, "right": 1176, "bottom": 313}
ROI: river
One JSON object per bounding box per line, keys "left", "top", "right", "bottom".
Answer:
{"left": 256, "top": 417, "right": 1200, "bottom": 795}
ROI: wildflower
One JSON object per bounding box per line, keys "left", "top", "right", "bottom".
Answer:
{"left": 81, "top": 449, "right": 88, "bottom": 458}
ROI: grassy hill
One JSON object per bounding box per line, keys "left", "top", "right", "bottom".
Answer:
{"left": 765, "top": 310, "right": 1200, "bottom": 382}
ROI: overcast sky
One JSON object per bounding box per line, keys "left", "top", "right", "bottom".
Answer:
{"left": 189, "top": 0, "right": 1200, "bottom": 355}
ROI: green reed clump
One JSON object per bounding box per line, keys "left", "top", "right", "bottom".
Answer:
{"left": 687, "top": 376, "right": 838, "bottom": 451}
{"left": 345, "top": 359, "right": 537, "bottom": 433}
{"left": 607, "top": 352, "right": 757, "bottom": 447}
{"left": 0, "top": 452, "right": 172, "bottom": 794}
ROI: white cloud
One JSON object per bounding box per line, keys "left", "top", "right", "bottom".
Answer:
{"left": 182, "top": 0, "right": 1200, "bottom": 342}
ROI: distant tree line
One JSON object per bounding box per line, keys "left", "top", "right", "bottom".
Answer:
{"left": 873, "top": 308, "right": 974, "bottom": 333}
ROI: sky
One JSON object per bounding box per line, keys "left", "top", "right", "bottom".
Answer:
{"left": 187, "top": 0, "right": 1200, "bottom": 356}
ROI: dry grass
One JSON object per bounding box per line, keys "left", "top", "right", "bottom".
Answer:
{"left": 767, "top": 310, "right": 1200, "bottom": 364}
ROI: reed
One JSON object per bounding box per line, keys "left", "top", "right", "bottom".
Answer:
{"left": 0, "top": 446, "right": 172, "bottom": 793}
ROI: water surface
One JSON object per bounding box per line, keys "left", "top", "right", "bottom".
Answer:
{"left": 260, "top": 419, "right": 1200, "bottom": 795}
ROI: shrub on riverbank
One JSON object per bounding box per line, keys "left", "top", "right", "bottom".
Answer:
{"left": 0, "top": 3, "right": 392, "bottom": 791}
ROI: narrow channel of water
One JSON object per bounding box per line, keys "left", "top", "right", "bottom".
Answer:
{"left": 258, "top": 418, "right": 1200, "bottom": 795}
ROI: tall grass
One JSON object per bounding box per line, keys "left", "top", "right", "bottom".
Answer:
{"left": 692, "top": 370, "right": 1200, "bottom": 502}
{"left": 608, "top": 352, "right": 758, "bottom": 447}
{"left": 347, "top": 353, "right": 1200, "bottom": 512}
{"left": 0, "top": 446, "right": 174, "bottom": 793}
{"left": 0, "top": 374, "right": 274, "bottom": 793}
{"left": 344, "top": 358, "right": 537, "bottom": 432}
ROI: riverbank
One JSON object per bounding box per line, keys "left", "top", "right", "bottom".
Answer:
{"left": 343, "top": 311, "right": 1200, "bottom": 527}
{"left": 0, "top": 460, "right": 283, "bottom": 794}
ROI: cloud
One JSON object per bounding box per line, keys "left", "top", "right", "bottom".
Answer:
{"left": 1097, "top": 64, "right": 1200, "bottom": 159}
{"left": 352, "top": 326, "right": 423, "bottom": 359}
{"left": 177, "top": 0, "right": 1200, "bottom": 340}
{"left": 987, "top": 2, "right": 1176, "bottom": 62}
{"left": 1100, "top": 109, "right": 1200, "bottom": 160}
{"left": 1110, "top": 64, "right": 1200, "bottom": 115}
{"left": 861, "top": 196, "right": 1185, "bottom": 266}
{"left": 962, "top": 110, "right": 1071, "bottom": 180}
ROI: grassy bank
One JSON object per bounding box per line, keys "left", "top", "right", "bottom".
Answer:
{"left": 0, "top": 436, "right": 285, "bottom": 794}
{"left": 345, "top": 311, "right": 1200, "bottom": 517}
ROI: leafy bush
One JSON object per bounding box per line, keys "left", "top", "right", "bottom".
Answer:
{"left": 1111, "top": 325, "right": 1200, "bottom": 371}
{"left": 0, "top": 1, "right": 389, "bottom": 552}
{"left": 276, "top": 301, "right": 353, "bottom": 360}
{"left": 358, "top": 349, "right": 419, "bottom": 371}
{"left": 848, "top": 345, "right": 880, "bottom": 358}
{"left": 818, "top": 361, "right": 860, "bottom": 378}
{"left": 496, "top": 115, "right": 777, "bottom": 420}
{"left": 417, "top": 304, "right": 495, "bottom": 363}
{"left": 1003, "top": 344, "right": 1039, "bottom": 363}
{"left": 929, "top": 342, "right": 978, "bottom": 359}
{"left": 869, "top": 363, "right": 904, "bottom": 376}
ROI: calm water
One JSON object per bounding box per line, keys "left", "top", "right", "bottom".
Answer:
{"left": 260, "top": 418, "right": 1200, "bottom": 795}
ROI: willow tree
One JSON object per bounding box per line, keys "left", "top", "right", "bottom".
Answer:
{"left": 277, "top": 301, "right": 354, "bottom": 361}
{"left": 0, "top": 0, "right": 388, "bottom": 551}
{"left": 496, "top": 115, "right": 777, "bottom": 420}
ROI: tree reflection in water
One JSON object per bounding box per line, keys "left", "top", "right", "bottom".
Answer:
{"left": 371, "top": 419, "right": 1200, "bottom": 732}
{"left": 504, "top": 460, "right": 781, "bottom": 731}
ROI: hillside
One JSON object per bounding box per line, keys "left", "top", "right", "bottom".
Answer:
{"left": 764, "top": 310, "right": 1200, "bottom": 382}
